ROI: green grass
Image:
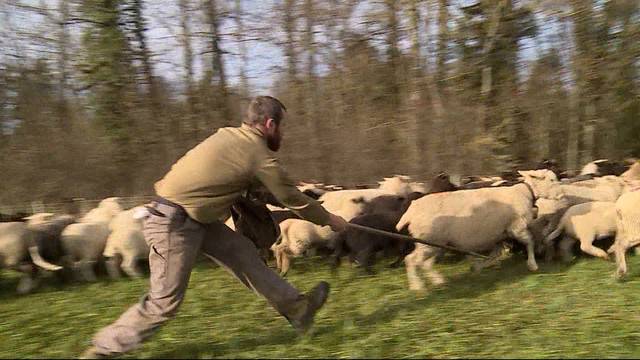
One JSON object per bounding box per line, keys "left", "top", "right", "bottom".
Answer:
{"left": 2, "top": 253, "right": 640, "bottom": 359}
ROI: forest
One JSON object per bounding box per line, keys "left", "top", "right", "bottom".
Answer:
{"left": 1, "top": 0, "right": 638, "bottom": 205}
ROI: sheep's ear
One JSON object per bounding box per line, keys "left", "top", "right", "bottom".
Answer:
{"left": 544, "top": 170, "right": 558, "bottom": 181}
{"left": 531, "top": 170, "right": 546, "bottom": 180}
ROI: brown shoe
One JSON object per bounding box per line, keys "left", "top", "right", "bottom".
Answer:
{"left": 78, "top": 346, "right": 111, "bottom": 359}
{"left": 286, "top": 281, "right": 330, "bottom": 335}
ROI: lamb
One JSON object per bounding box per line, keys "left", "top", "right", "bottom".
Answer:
{"left": 271, "top": 218, "right": 335, "bottom": 275}
{"left": 396, "top": 182, "right": 539, "bottom": 291}
{"left": 607, "top": 190, "right": 640, "bottom": 279}
{"left": 544, "top": 202, "right": 617, "bottom": 262}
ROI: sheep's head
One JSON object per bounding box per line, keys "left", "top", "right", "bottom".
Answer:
{"left": 378, "top": 175, "right": 413, "bottom": 195}
{"left": 132, "top": 206, "right": 151, "bottom": 220}
{"left": 622, "top": 161, "right": 640, "bottom": 181}
{"left": 518, "top": 169, "right": 561, "bottom": 200}
{"left": 409, "top": 182, "right": 427, "bottom": 193}
{"left": 96, "top": 197, "right": 125, "bottom": 219}
{"left": 24, "top": 213, "right": 56, "bottom": 228}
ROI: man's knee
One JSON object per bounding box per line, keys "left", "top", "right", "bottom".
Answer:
{"left": 140, "top": 293, "right": 184, "bottom": 320}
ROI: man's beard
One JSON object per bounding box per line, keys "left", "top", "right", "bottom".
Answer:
{"left": 266, "top": 134, "right": 281, "bottom": 152}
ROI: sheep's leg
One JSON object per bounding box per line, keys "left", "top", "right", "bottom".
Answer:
{"left": 330, "top": 238, "right": 346, "bottom": 270}
{"left": 355, "top": 248, "right": 375, "bottom": 275}
{"left": 405, "top": 244, "right": 442, "bottom": 291}
{"left": 543, "top": 243, "right": 556, "bottom": 263}
{"left": 273, "top": 246, "right": 282, "bottom": 271}
{"left": 470, "top": 244, "right": 505, "bottom": 272}
{"left": 388, "top": 256, "right": 404, "bottom": 268}
{"left": 105, "top": 256, "right": 122, "bottom": 279}
{"left": 389, "top": 242, "right": 415, "bottom": 268}
{"left": 423, "top": 254, "right": 445, "bottom": 286}
{"left": 405, "top": 245, "right": 426, "bottom": 291}
{"left": 614, "top": 242, "right": 628, "bottom": 279}
{"left": 16, "top": 264, "right": 38, "bottom": 294}
{"left": 121, "top": 255, "right": 143, "bottom": 278}
{"left": 558, "top": 236, "right": 577, "bottom": 263}
{"left": 509, "top": 220, "right": 538, "bottom": 271}
{"left": 79, "top": 260, "right": 98, "bottom": 282}
{"left": 577, "top": 234, "right": 608, "bottom": 260}
{"left": 280, "top": 252, "right": 292, "bottom": 277}
{"left": 330, "top": 255, "right": 341, "bottom": 273}
{"left": 613, "top": 234, "right": 640, "bottom": 278}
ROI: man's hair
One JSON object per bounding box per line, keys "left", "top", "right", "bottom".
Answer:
{"left": 245, "top": 96, "right": 287, "bottom": 125}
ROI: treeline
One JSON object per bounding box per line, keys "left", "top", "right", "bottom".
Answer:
{"left": 0, "top": 0, "right": 638, "bottom": 205}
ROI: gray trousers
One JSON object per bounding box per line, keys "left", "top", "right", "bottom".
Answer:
{"left": 92, "top": 202, "right": 303, "bottom": 355}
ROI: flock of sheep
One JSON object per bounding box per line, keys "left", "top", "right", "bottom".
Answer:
{"left": 268, "top": 158, "right": 640, "bottom": 291}
{"left": 0, "top": 200, "right": 149, "bottom": 293}
{"left": 1, "top": 158, "right": 639, "bottom": 296}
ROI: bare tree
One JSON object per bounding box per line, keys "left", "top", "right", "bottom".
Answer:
{"left": 234, "top": 0, "right": 249, "bottom": 99}
{"left": 204, "top": 0, "right": 231, "bottom": 121}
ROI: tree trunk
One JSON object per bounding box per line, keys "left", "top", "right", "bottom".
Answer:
{"left": 436, "top": 0, "right": 448, "bottom": 87}
{"left": 406, "top": 0, "right": 424, "bottom": 176}
{"left": 56, "top": 0, "right": 70, "bottom": 130}
{"left": 205, "top": 0, "right": 231, "bottom": 122}
{"left": 178, "top": 0, "right": 198, "bottom": 144}
{"left": 284, "top": 0, "right": 298, "bottom": 84}
{"left": 234, "top": 0, "right": 249, "bottom": 100}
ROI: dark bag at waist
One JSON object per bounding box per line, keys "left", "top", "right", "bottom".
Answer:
{"left": 149, "top": 196, "right": 188, "bottom": 218}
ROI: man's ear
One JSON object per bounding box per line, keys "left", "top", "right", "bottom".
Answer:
{"left": 265, "top": 117, "right": 276, "bottom": 129}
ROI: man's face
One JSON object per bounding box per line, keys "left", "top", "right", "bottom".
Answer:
{"left": 264, "top": 117, "right": 283, "bottom": 152}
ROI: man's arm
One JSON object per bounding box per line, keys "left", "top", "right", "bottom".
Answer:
{"left": 255, "top": 156, "right": 346, "bottom": 231}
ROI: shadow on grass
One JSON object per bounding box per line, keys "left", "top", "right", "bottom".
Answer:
{"left": 0, "top": 265, "right": 148, "bottom": 301}
{"left": 0, "top": 260, "right": 235, "bottom": 301}
{"left": 151, "top": 329, "right": 296, "bottom": 359}
{"left": 315, "top": 256, "right": 582, "bottom": 335}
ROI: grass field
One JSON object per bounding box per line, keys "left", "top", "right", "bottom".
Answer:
{"left": 2, "top": 253, "right": 640, "bottom": 359}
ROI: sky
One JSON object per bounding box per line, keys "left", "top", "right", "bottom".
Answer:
{"left": 2, "top": 0, "right": 557, "bottom": 95}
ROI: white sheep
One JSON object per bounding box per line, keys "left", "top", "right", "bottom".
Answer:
{"left": 607, "top": 190, "right": 640, "bottom": 278}
{"left": 544, "top": 201, "right": 617, "bottom": 262}
{"left": 60, "top": 197, "right": 124, "bottom": 281}
{"left": 396, "top": 183, "right": 539, "bottom": 291}
{"left": 103, "top": 206, "right": 150, "bottom": 278}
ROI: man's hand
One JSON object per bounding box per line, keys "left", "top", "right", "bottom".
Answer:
{"left": 327, "top": 213, "right": 348, "bottom": 232}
